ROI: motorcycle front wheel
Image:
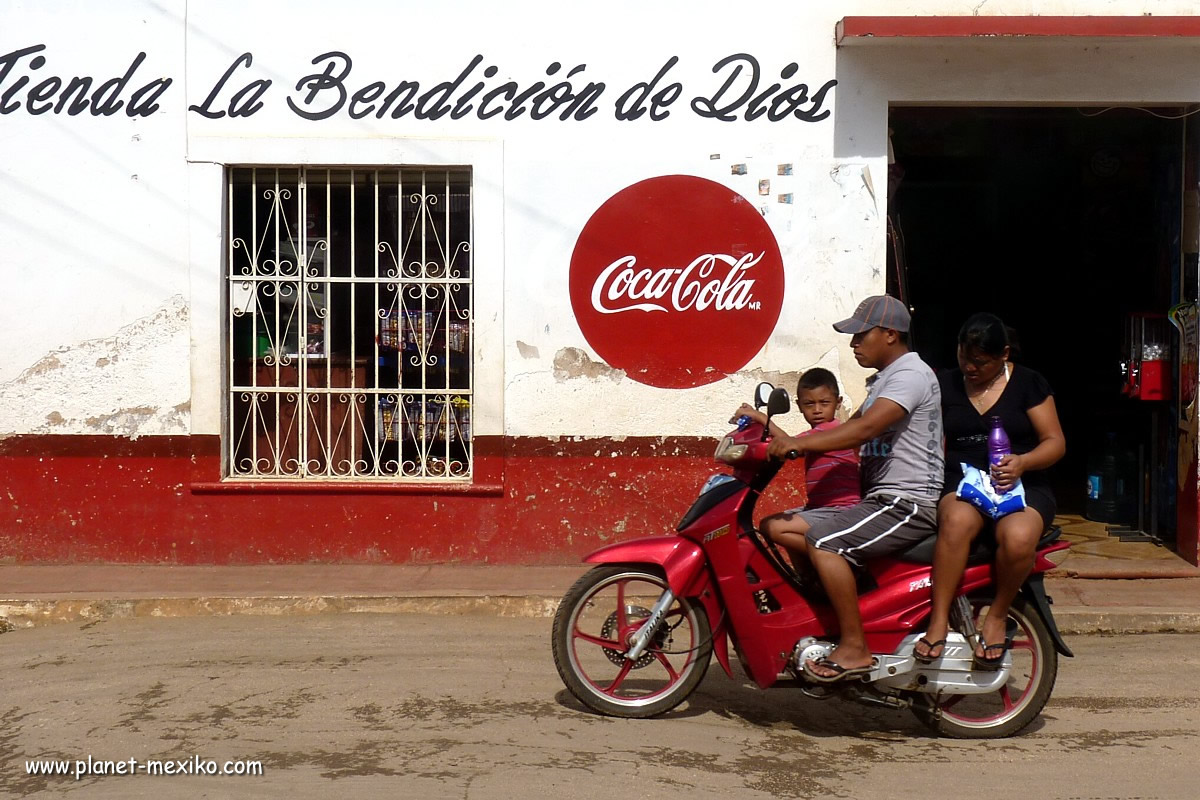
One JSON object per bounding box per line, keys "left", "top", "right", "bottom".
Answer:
{"left": 912, "top": 594, "right": 1058, "bottom": 739}
{"left": 551, "top": 564, "right": 713, "bottom": 718}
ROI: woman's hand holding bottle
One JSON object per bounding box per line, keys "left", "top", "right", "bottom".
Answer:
{"left": 990, "top": 453, "right": 1025, "bottom": 493}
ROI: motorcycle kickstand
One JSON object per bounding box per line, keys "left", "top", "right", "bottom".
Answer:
{"left": 844, "top": 685, "right": 912, "bottom": 711}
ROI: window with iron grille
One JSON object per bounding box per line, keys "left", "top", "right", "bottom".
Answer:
{"left": 225, "top": 166, "right": 473, "bottom": 481}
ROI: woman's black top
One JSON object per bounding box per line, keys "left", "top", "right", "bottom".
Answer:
{"left": 940, "top": 363, "right": 1055, "bottom": 492}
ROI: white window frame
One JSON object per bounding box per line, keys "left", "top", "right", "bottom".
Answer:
{"left": 186, "top": 138, "right": 504, "bottom": 486}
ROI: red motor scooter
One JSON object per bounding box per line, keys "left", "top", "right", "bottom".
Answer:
{"left": 551, "top": 383, "right": 1074, "bottom": 738}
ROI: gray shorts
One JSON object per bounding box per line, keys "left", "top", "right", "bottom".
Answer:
{"left": 785, "top": 506, "right": 856, "bottom": 529}
{"left": 804, "top": 494, "right": 937, "bottom": 566}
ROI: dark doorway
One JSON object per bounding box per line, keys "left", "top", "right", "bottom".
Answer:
{"left": 887, "top": 106, "right": 1184, "bottom": 544}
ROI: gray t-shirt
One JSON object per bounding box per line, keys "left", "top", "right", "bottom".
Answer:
{"left": 858, "top": 351, "right": 945, "bottom": 505}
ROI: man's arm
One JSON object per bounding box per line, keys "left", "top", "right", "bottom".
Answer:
{"left": 767, "top": 398, "right": 908, "bottom": 460}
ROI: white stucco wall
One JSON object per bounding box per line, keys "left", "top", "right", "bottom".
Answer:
{"left": 1, "top": 0, "right": 1197, "bottom": 441}
{"left": 0, "top": 0, "right": 189, "bottom": 435}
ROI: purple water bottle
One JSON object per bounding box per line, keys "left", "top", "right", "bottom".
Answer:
{"left": 988, "top": 416, "right": 1011, "bottom": 466}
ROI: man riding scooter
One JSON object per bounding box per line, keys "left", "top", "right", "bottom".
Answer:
{"left": 736, "top": 295, "right": 944, "bottom": 682}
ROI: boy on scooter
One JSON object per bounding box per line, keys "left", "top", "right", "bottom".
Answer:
{"left": 738, "top": 295, "right": 944, "bottom": 683}
{"left": 748, "top": 368, "right": 861, "bottom": 573}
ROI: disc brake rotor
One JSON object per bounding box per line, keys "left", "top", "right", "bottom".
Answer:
{"left": 600, "top": 605, "right": 669, "bottom": 668}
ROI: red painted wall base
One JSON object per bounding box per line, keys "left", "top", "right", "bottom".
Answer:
{"left": 0, "top": 435, "right": 807, "bottom": 564}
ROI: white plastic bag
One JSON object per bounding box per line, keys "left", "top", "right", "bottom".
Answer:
{"left": 955, "top": 462, "right": 1026, "bottom": 520}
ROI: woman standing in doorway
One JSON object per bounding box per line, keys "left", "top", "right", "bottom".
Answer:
{"left": 915, "top": 313, "right": 1066, "bottom": 668}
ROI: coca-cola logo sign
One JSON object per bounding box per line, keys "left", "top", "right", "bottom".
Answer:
{"left": 569, "top": 175, "right": 784, "bottom": 389}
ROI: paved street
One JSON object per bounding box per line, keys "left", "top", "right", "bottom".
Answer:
{"left": 3, "top": 614, "right": 1198, "bottom": 799}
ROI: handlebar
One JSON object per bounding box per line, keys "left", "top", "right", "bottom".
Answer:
{"left": 728, "top": 414, "right": 801, "bottom": 461}
{"left": 767, "top": 444, "right": 801, "bottom": 462}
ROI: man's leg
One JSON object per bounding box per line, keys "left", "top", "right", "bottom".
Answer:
{"left": 803, "top": 496, "right": 938, "bottom": 678}
{"left": 805, "top": 547, "right": 871, "bottom": 674}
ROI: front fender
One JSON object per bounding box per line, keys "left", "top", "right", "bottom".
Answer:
{"left": 584, "top": 535, "right": 732, "bottom": 678}
{"left": 584, "top": 536, "right": 707, "bottom": 597}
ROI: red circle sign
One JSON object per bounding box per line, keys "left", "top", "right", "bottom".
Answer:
{"left": 569, "top": 175, "right": 785, "bottom": 389}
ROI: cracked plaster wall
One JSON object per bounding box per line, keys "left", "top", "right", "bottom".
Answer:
{"left": 3, "top": 0, "right": 1190, "bottom": 443}
{"left": 497, "top": 0, "right": 1200, "bottom": 439}
{"left": 1, "top": 0, "right": 189, "bottom": 438}
{"left": 0, "top": 297, "right": 191, "bottom": 437}
{"left": 503, "top": 157, "right": 882, "bottom": 439}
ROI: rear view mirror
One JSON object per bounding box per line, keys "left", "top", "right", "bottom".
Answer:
{"left": 767, "top": 387, "right": 791, "bottom": 417}
{"left": 754, "top": 382, "right": 775, "bottom": 409}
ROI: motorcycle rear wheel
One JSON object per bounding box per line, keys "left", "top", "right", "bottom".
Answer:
{"left": 551, "top": 564, "right": 712, "bottom": 718}
{"left": 911, "top": 594, "right": 1058, "bottom": 739}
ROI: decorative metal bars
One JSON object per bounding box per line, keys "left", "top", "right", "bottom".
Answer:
{"left": 226, "top": 167, "right": 473, "bottom": 481}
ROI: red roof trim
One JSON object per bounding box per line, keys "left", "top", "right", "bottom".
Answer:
{"left": 836, "top": 16, "right": 1200, "bottom": 45}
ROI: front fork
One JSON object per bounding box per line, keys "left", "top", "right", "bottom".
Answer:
{"left": 624, "top": 588, "right": 676, "bottom": 662}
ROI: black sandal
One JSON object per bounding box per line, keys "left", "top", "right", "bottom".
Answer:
{"left": 972, "top": 639, "right": 1011, "bottom": 670}
{"left": 973, "top": 620, "right": 1018, "bottom": 671}
{"left": 803, "top": 657, "right": 873, "bottom": 684}
{"left": 913, "top": 637, "right": 947, "bottom": 663}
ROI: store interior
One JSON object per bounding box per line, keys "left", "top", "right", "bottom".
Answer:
{"left": 226, "top": 168, "right": 474, "bottom": 478}
{"left": 887, "top": 106, "right": 1193, "bottom": 549}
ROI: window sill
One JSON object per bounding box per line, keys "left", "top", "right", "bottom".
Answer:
{"left": 189, "top": 480, "right": 504, "bottom": 496}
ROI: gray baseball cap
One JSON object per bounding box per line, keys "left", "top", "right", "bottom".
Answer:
{"left": 833, "top": 295, "right": 911, "bottom": 333}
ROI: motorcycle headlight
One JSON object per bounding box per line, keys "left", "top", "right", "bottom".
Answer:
{"left": 714, "top": 435, "right": 748, "bottom": 464}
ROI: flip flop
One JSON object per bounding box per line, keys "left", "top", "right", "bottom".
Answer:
{"left": 972, "top": 639, "right": 1011, "bottom": 670}
{"left": 973, "top": 619, "right": 1019, "bottom": 671}
{"left": 803, "top": 656, "right": 872, "bottom": 684}
{"left": 913, "top": 637, "right": 947, "bottom": 664}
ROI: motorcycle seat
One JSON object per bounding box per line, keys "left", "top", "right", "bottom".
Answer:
{"left": 895, "top": 525, "right": 1062, "bottom": 566}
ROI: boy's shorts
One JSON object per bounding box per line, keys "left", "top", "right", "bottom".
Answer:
{"left": 785, "top": 505, "right": 857, "bottom": 529}
{"left": 804, "top": 494, "right": 937, "bottom": 566}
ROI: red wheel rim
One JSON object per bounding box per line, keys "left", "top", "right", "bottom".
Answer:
{"left": 938, "top": 609, "right": 1043, "bottom": 728}
{"left": 567, "top": 574, "right": 700, "bottom": 707}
